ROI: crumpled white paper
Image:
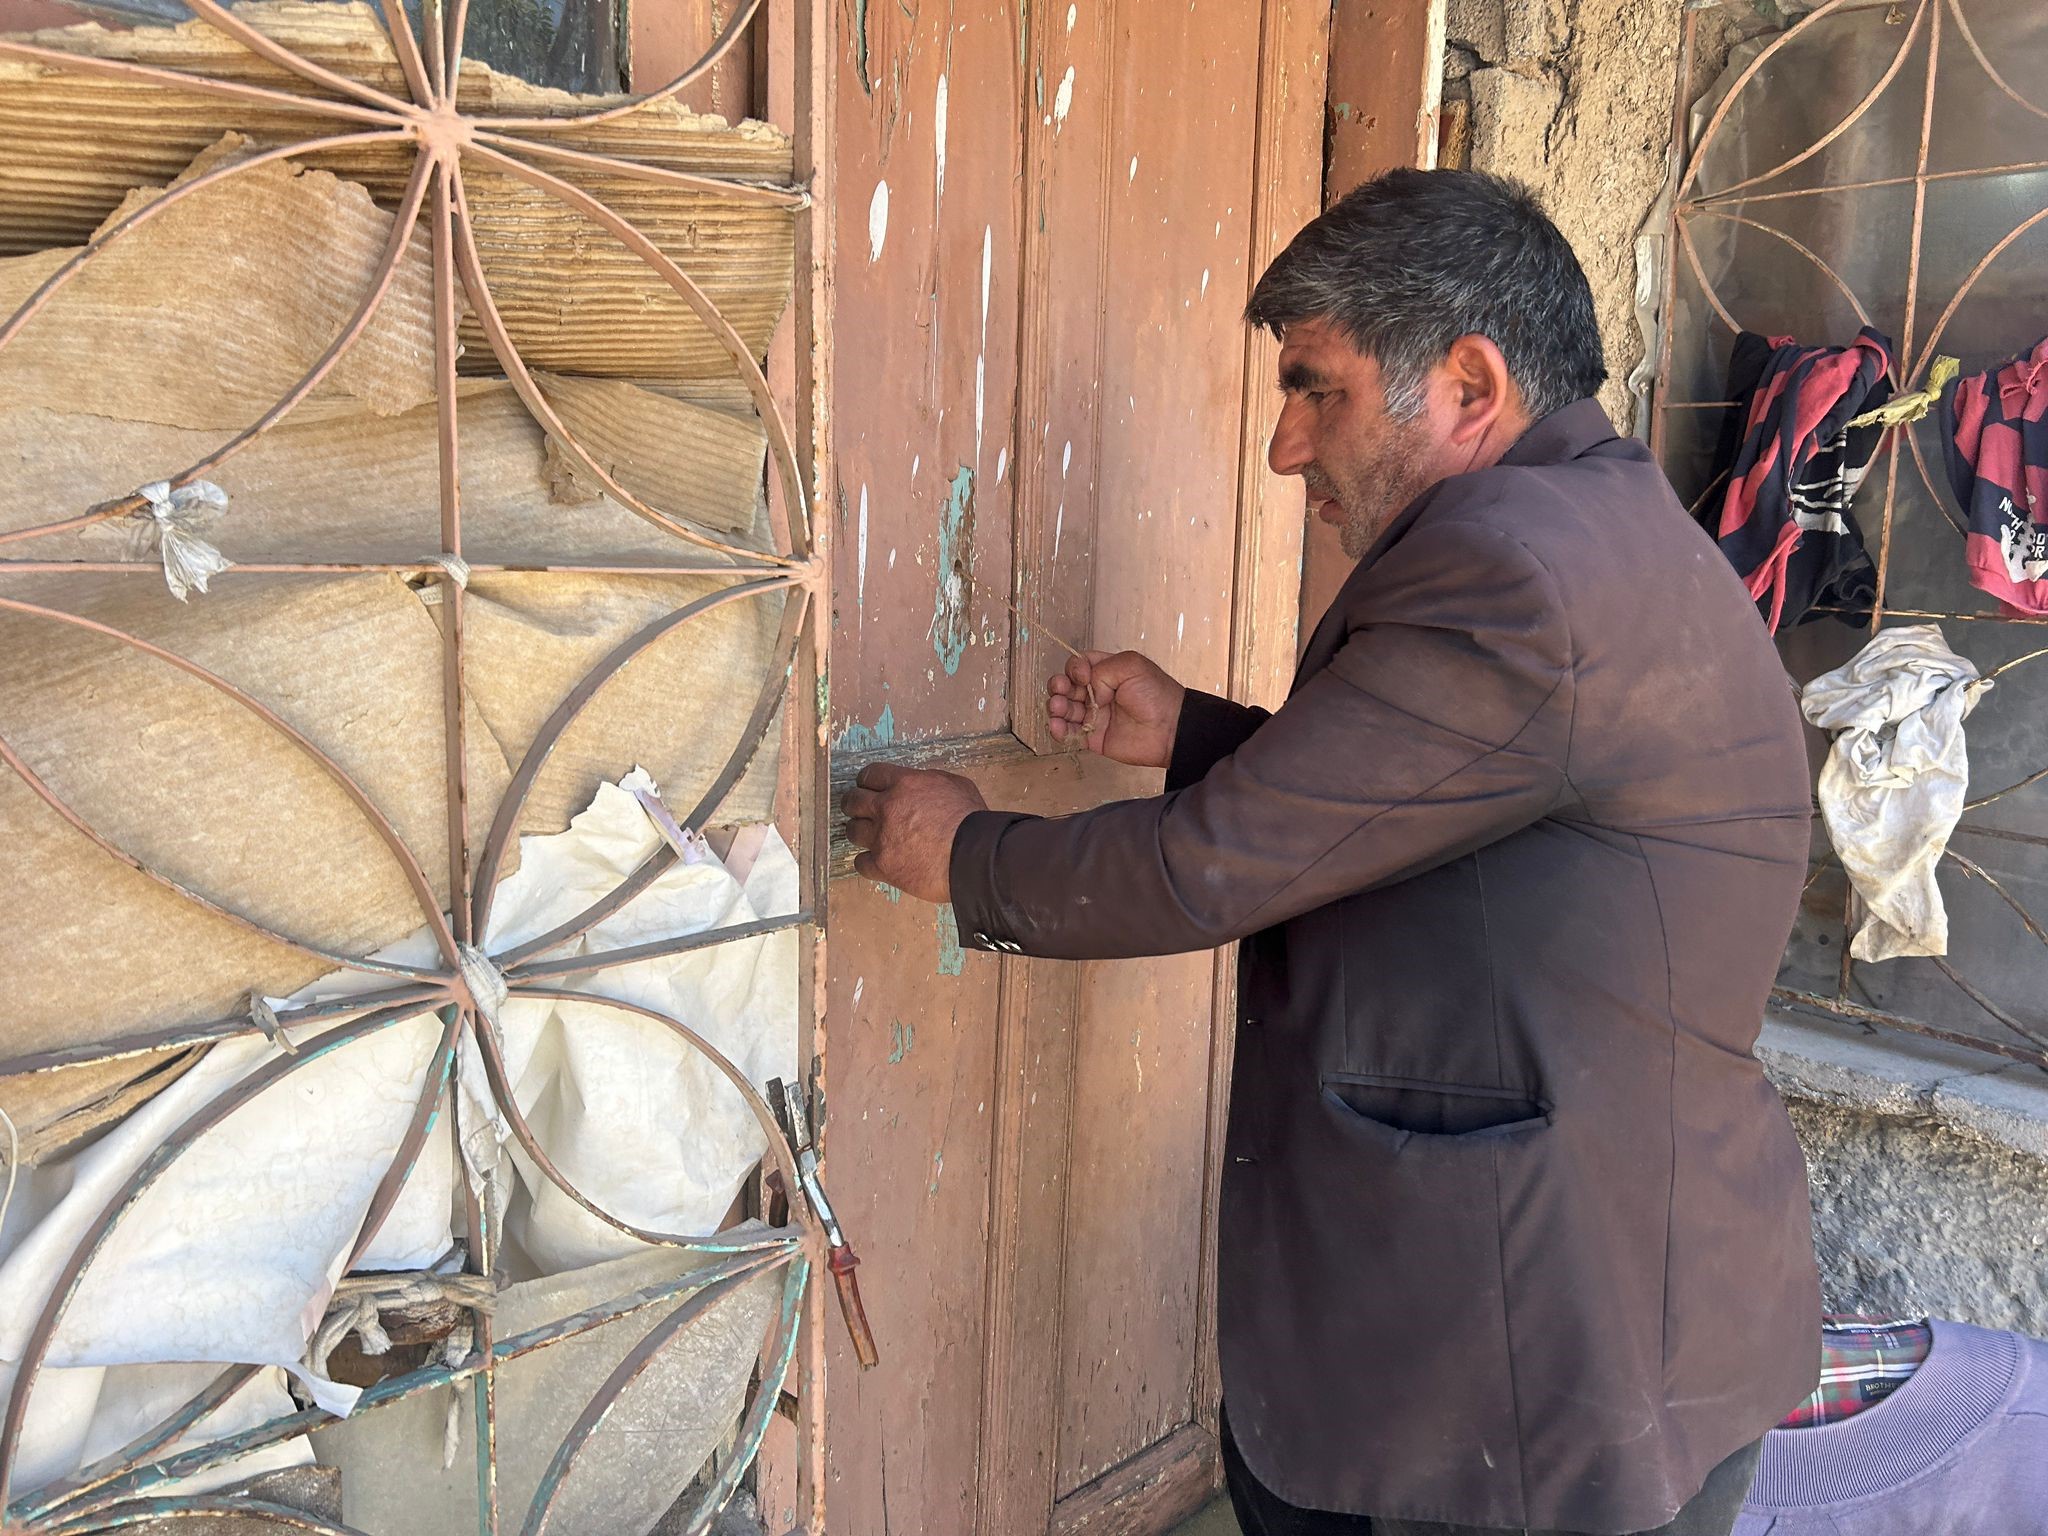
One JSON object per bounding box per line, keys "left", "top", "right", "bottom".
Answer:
{"left": 1802, "top": 625, "right": 1992, "bottom": 961}
{"left": 0, "top": 771, "right": 797, "bottom": 1494}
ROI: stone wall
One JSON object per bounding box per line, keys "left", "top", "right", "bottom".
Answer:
{"left": 1761, "top": 1015, "right": 2048, "bottom": 1334}
{"left": 1791, "top": 1100, "right": 2048, "bottom": 1335}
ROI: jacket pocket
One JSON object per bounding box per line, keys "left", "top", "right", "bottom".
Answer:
{"left": 1321, "top": 1072, "right": 1551, "bottom": 1141}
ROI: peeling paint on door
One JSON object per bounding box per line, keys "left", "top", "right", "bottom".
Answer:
{"left": 931, "top": 466, "right": 974, "bottom": 675}
{"left": 934, "top": 74, "right": 949, "bottom": 198}
{"left": 936, "top": 903, "right": 965, "bottom": 976}
{"left": 837, "top": 703, "right": 897, "bottom": 752}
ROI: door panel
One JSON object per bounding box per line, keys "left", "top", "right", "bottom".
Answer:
{"left": 820, "top": 0, "right": 1328, "bottom": 1529}
{"left": 828, "top": 883, "right": 1005, "bottom": 1534}
{"left": 1057, "top": 949, "right": 1219, "bottom": 1495}
{"left": 829, "top": 0, "right": 1023, "bottom": 751}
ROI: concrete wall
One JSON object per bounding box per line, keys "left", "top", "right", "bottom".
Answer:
{"left": 1791, "top": 1101, "right": 2048, "bottom": 1336}
{"left": 1761, "top": 1016, "right": 2048, "bottom": 1334}
{"left": 1441, "top": 0, "right": 2048, "bottom": 1336}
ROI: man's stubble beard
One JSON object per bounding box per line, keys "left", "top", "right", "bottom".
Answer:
{"left": 1327, "top": 419, "right": 1441, "bottom": 561}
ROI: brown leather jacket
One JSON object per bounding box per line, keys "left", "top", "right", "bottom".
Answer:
{"left": 949, "top": 400, "right": 1820, "bottom": 1532}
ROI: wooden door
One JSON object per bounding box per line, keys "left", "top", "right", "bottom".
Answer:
{"left": 812, "top": 1, "right": 1328, "bottom": 1531}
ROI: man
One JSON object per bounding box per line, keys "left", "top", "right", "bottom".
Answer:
{"left": 844, "top": 170, "right": 1819, "bottom": 1536}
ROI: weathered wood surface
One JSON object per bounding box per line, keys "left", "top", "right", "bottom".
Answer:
{"left": 816, "top": 0, "right": 1331, "bottom": 1526}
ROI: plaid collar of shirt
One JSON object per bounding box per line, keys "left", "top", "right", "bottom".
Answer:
{"left": 1777, "top": 1315, "right": 1934, "bottom": 1430}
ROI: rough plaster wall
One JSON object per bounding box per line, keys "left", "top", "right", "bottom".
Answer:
{"left": 1790, "top": 1099, "right": 2048, "bottom": 1335}
{"left": 1445, "top": 0, "right": 1690, "bottom": 428}
{"left": 1441, "top": 1, "right": 1805, "bottom": 429}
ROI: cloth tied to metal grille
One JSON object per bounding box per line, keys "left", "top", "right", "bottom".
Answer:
{"left": 133, "top": 479, "right": 231, "bottom": 601}
{"left": 306, "top": 1269, "right": 496, "bottom": 1378}
{"left": 1801, "top": 625, "right": 1991, "bottom": 961}
{"left": 308, "top": 1268, "right": 495, "bottom": 1461}
{"left": 1846, "top": 355, "right": 1959, "bottom": 432}
{"left": 247, "top": 990, "right": 298, "bottom": 1055}
{"left": 452, "top": 943, "right": 513, "bottom": 1222}
{"left": 429, "top": 553, "right": 471, "bottom": 589}
{"left": 455, "top": 942, "right": 507, "bottom": 1028}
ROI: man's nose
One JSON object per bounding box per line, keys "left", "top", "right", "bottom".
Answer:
{"left": 1268, "top": 397, "right": 1312, "bottom": 478}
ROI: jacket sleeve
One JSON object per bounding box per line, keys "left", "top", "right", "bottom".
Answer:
{"left": 1166, "top": 690, "right": 1271, "bottom": 791}
{"left": 948, "top": 520, "right": 1575, "bottom": 960}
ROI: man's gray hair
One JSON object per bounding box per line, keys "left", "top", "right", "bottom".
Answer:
{"left": 1245, "top": 169, "right": 1607, "bottom": 421}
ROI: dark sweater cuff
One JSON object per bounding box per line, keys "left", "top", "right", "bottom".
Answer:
{"left": 1167, "top": 689, "right": 1258, "bottom": 791}
{"left": 948, "top": 808, "right": 1039, "bottom": 954}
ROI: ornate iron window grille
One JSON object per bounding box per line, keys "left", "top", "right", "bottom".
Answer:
{"left": 1656, "top": 0, "right": 2048, "bottom": 1073}
{"left": 0, "top": 1, "right": 837, "bottom": 1531}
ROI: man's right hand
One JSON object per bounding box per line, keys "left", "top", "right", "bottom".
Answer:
{"left": 1047, "top": 650, "right": 1185, "bottom": 769}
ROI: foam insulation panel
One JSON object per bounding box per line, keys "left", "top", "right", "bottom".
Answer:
{"left": 0, "top": 9, "right": 796, "bottom": 1161}
{"left": 0, "top": 3, "right": 796, "bottom": 378}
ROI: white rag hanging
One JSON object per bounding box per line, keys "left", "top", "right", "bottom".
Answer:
{"left": 1801, "top": 625, "right": 1992, "bottom": 961}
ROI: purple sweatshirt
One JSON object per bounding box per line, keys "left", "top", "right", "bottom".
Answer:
{"left": 1736, "top": 1319, "right": 2048, "bottom": 1535}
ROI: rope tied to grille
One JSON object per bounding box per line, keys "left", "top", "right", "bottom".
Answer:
{"left": 454, "top": 943, "right": 507, "bottom": 1028}
{"left": 429, "top": 553, "right": 471, "bottom": 589}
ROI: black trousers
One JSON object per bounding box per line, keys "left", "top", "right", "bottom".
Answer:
{"left": 1220, "top": 1413, "right": 1762, "bottom": 1536}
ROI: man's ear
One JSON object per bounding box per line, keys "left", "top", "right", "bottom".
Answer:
{"left": 1440, "top": 333, "right": 1521, "bottom": 448}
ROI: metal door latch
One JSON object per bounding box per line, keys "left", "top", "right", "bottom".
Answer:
{"left": 769, "top": 1077, "right": 878, "bottom": 1369}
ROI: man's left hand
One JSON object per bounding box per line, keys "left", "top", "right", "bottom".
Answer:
{"left": 843, "top": 764, "right": 988, "bottom": 904}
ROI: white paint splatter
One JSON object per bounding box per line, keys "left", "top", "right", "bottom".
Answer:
{"left": 1067, "top": 2, "right": 1077, "bottom": 29}
{"left": 1053, "top": 65, "right": 1076, "bottom": 132}
{"left": 889, "top": 547, "right": 898, "bottom": 571}
{"left": 997, "top": 446, "right": 1009, "bottom": 482}
{"left": 1176, "top": 611, "right": 1184, "bottom": 645}
{"left": 1201, "top": 267, "right": 1210, "bottom": 296}
{"left": 868, "top": 180, "right": 889, "bottom": 263}
{"left": 1129, "top": 155, "right": 1139, "bottom": 182}
{"left": 934, "top": 75, "right": 949, "bottom": 199}
{"left": 1053, "top": 502, "right": 1064, "bottom": 560}
{"left": 1061, "top": 440, "right": 1073, "bottom": 478}
{"left": 858, "top": 484, "right": 869, "bottom": 623}
{"left": 976, "top": 225, "right": 992, "bottom": 470}
{"left": 853, "top": 978, "right": 865, "bottom": 1011}
{"left": 911, "top": 454, "right": 920, "bottom": 478}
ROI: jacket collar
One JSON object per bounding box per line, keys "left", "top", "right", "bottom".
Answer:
{"left": 1289, "top": 398, "right": 1618, "bottom": 691}
{"left": 1354, "top": 398, "right": 1617, "bottom": 571}
{"left": 1499, "top": 396, "right": 1619, "bottom": 469}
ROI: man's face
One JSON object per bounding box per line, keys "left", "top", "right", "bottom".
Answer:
{"left": 1267, "top": 316, "right": 1445, "bottom": 560}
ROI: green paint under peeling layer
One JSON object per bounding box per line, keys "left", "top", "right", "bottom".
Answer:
{"left": 816, "top": 666, "right": 829, "bottom": 725}
{"left": 853, "top": 0, "right": 872, "bottom": 93}
{"left": 936, "top": 905, "right": 965, "bottom": 975}
{"left": 836, "top": 703, "right": 895, "bottom": 752}
{"left": 931, "top": 467, "right": 973, "bottom": 677}
{"left": 888, "top": 1019, "right": 914, "bottom": 1063}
